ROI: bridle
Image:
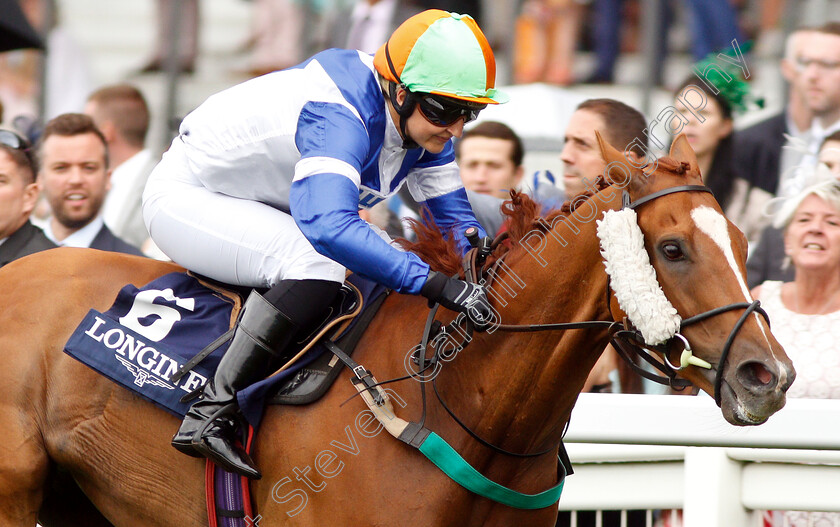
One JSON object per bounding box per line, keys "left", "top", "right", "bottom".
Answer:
{"left": 606, "top": 184, "right": 770, "bottom": 407}
{"left": 410, "top": 184, "right": 770, "bottom": 461}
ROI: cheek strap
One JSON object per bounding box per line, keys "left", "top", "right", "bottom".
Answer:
{"left": 596, "top": 208, "right": 681, "bottom": 345}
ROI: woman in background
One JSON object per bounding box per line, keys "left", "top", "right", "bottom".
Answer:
{"left": 673, "top": 69, "right": 771, "bottom": 244}
{"left": 752, "top": 178, "right": 840, "bottom": 527}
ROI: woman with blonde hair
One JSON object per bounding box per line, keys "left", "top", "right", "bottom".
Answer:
{"left": 752, "top": 178, "right": 840, "bottom": 524}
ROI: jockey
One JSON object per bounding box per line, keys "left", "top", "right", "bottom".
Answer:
{"left": 142, "top": 10, "right": 505, "bottom": 479}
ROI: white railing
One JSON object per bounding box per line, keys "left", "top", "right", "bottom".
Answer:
{"left": 560, "top": 394, "right": 840, "bottom": 527}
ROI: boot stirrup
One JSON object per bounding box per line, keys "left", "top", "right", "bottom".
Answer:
{"left": 190, "top": 402, "right": 240, "bottom": 445}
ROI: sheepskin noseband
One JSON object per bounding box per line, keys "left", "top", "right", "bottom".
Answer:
{"left": 596, "top": 208, "right": 681, "bottom": 345}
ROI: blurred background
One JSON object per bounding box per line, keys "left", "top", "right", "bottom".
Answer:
{"left": 1, "top": 0, "right": 839, "bottom": 175}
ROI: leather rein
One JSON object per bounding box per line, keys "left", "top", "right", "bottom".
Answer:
{"left": 413, "top": 184, "right": 769, "bottom": 462}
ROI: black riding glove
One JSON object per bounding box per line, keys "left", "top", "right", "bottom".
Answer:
{"left": 420, "top": 271, "right": 494, "bottom": 327}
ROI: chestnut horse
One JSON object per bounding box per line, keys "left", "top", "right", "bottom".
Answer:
{"left": 0, "top": 135, "right": 793, "bottom": 527}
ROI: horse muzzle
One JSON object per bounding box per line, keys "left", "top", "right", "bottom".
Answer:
{"left": 716, "top": 350, "right": 796, "bottom": 426}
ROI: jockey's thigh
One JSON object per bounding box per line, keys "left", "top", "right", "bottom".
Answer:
{"left": 143, "top": 150, "right": 344, "bottom": 289}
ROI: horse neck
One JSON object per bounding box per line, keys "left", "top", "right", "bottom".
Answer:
{"left": 434, "top": 188, "right": 622, "bottom": 466}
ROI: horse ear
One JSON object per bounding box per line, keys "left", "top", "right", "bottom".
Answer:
{"left": 596, "top": 130, "right": 627, "bottom": 168}
{"left": 596, "top": 130, "right": 640, "bottom": 188}
{"left": 669, "top": 133, "right": 700, "bottom": 174}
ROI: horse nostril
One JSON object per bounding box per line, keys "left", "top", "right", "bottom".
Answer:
{"left": 736, "top": 360, "right": 776, "bottom": 390}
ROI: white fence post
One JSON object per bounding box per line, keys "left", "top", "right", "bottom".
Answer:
{"left": 682, "top": 447, "right": 749, "bottom": 527}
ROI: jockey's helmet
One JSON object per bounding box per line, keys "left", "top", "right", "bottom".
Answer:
{"left": 373, "top": 10, "right": 507, "bottom": 146}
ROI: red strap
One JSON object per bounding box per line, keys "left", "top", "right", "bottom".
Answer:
{"left": 241, "top": 424, "right": 256, "bottom": 522}
{"left": 204, "top": 424, "right": 257, "bottom": 527}
{"left": 205, "top": 460, "right": 218, "bottom": 527}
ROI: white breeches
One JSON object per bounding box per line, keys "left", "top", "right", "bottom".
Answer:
{"left": 142, "top": 138, "right": 346, "bottom": 288}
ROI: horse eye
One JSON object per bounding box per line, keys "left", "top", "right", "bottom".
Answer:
{"left": 661, "top": 242, "right": 684, "bottom": 261}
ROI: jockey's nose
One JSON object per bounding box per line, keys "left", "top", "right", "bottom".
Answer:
{"left": 447, "top": 118, "right": 465, "bottom": 138}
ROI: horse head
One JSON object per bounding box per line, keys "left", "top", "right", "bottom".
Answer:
{"left": 596, "top": 132, "right": 795, "bottom": 425}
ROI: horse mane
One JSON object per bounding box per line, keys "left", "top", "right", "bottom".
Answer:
{"left": 655, "top": 156, "right": 692, "bottom": 176}
{"left": 399, "top": 176, "right": 613, "bottom": 276}
{"left": 398, "top": 209, "right": 464, "bottom": 275}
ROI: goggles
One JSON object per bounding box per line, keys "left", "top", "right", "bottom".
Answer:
{"left": 0, "top": 129, "right": 34, "bottom": 168}
{"left": 416, "top": 94, "right": 486, "bottom": 127}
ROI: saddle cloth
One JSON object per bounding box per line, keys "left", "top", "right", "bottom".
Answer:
{"left": 63, "top": 272, "right": 388, "bottom": 421}
{"left": 63, "top": 272, "right": 388, "bottom": 527}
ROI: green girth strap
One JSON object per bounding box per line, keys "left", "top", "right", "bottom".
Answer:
{"left": 416, "top": 431, "right": 565, "bottom": 510}
{"left": 338, "top": 347, "right": 566, "bottom": 510}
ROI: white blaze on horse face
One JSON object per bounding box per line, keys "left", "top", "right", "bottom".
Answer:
{"left": 690, "top": 206, "right": 773, "bottom": 345}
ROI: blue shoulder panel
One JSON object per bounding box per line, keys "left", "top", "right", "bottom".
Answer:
{"left": 296, "top": 101, "right": 370, "bottom": 170}
{"left": 290, "top": 172, "right": 430, "bottom": 294}
{"left": 312, "top": 50, "right": 384, "bottom": 144}
{"left": 312, "top": 50, "right": 386, "bottom": 186}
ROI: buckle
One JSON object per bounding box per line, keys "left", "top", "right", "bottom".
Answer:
{"left": 351, "top": 365, "right": 385, "bottom": 406}
{"left": 353, "top": 364, "right": 368, "bottom": 379}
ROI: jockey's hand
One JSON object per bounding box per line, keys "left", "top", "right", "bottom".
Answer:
{"left": 420, "top": 271, "right": 493, "bottom": 327}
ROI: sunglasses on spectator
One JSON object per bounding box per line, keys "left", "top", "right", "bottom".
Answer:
{"left": 0, "top": 129, "right": 34, "bottom": 166}
{"left": 416, "top": 94, "right": 486, "bottom": 127}
{"left": 0, "top": 129, "right": 30, "bottom": 150}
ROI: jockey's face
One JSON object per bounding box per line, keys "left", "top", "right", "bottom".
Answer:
{"left": 0, "top": 149, "right": 38, "bottom": 240}
{"left": 407, "top": 106, "right": 464, "bottom": 153}
{"left": 38, "top": 132, "right": 111, "bottom": 241}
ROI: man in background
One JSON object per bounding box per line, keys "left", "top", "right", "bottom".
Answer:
{"left": 559, "top": 97, "right": 649, "bottom": 395}
{"left": 560, "top": 98, "right": 647, "bottom": 198}
{"left": 458, "top": 120, "right": 526, "bottom": 199}
{"left": 798, "top": 23, "right": 840, "bottom": 165}
{"left": 0, "top": 129, "right": 55, "bottom": 267}
{"left": 396, "top": 120, "right": 533, "bottom": 235}
{"left": 735, "top": 28, "right": 813, "bottom": 198}
{"left": 84, "top": 84, "right": 156, "bottom": 248}
{"left": 37, "top": 113, "right": 143, "bottom": 256}
{"left": 456, "top": 121, "right": 529, "bottom": 234}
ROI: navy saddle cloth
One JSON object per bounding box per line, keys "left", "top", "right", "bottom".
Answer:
{"left": 64, "top": 272, "right": 387, "bottom": 425}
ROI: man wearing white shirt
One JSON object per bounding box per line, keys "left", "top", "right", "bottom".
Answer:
{"left": 798, "top": 23, "right": 840, "bottom": 165}
{"left": 736, "top": 24, "right": 840, "bottom": 202}
{"left": 37, "top": 113, "right": 143, "bottom": 256}
{"left": 84, "top": 84, "right": 157, "bottom": 248}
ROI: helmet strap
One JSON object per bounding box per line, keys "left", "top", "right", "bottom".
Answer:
{"left": 384, "top": 41, "right": 420, "bottom": 149}
{"left": 387, "top": 82, "right": 420, "bottom": 149}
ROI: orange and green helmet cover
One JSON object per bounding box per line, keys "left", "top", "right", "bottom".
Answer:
{"left": 374, "top": 10, "right": 508, "bottom": 105}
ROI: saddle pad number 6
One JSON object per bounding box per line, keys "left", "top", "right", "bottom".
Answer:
{"left": 119, "top": 288, "right": 196, "bottom": 343}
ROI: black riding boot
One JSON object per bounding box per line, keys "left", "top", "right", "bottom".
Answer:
{"left": 172, "top": 291, "right": 297, "bottom": 479}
